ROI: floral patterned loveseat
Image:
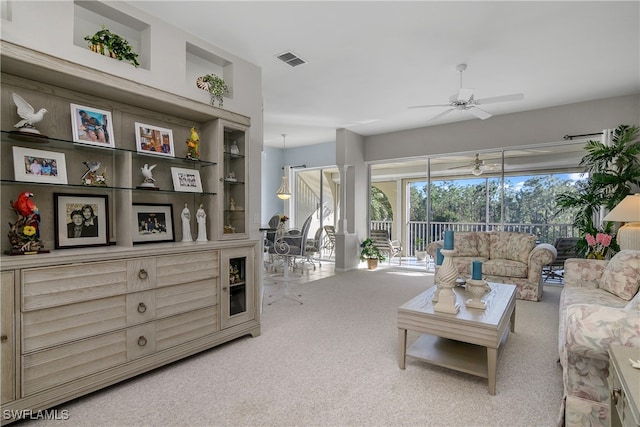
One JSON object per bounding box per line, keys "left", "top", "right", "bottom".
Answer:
{"left": 558, "top": 251, "right": 640, "bottom": 427}
{"left": 426, "top": 231, "right": 556, "bottom": 301}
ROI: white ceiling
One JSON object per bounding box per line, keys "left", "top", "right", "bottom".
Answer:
{"left": 129, "top": 1, "right": 640, "bottom": 148}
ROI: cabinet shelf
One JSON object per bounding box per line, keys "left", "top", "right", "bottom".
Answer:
{"left": 0, "top": 179, "right": 217, "bottom": 196}
{"left": 224, "top": 151, "right": 245, "bottom": 159}
{"left": 2, "top": 130, "right": 217, "bottom": 167}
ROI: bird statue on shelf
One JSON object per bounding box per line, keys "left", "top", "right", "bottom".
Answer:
{"left": 13, "top": 191, "right": 39, "bottom": 219}
{"left": 81, "top": 161, "right": 107, "bottom": 186}
{"left": 186, "top": 127, "right": 200, "bottom": 160}
{"left": 8, "top": 191, "right": 45, "bottom": 255}
{"left": 139, "top": 163, "right": 157, "bottom": 189}
{"left": 12, "top": 92, "right": 47, "bottom": 135}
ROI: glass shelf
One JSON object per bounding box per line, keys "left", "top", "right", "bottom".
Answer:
{"left": 223, "top": 151, "right": 245, "bottom": 159}
{"left": 223, "top": 179, "right": 245, "bottom": 185}
{"left": 0, "top": 179, "right": 217, "bottom": 196}
{"left": 1, "top": 130, "right": 216, "bottom": 167}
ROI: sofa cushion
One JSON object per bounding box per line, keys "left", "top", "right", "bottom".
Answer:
{"left": 484, "top": 259, "right": 528, "bottom": 278}
{"left": 600, "top": 250, "right": 640, "bottom": 300}
{"left": 490, "top": 232, "right": 536, "bottom": 263}
{"left": 451, "top": 256, "right": 488, "bottom": 276}
{"left": 453, "top": 232, "right": 490, "bottom": 257}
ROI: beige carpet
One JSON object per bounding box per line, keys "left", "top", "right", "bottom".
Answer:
{"left": 22, "top": 268, "right": 563, "bottom": 427}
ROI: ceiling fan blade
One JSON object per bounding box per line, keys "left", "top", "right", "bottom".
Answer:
{"left": 474, "top": 93, "right": 524, "bottom": 105}
{"left": 457, "top": 87, "right": 474, "bottom": 102}
{"left": 409, "top": 104, "right": 452, "bottom": 109}
{"left": 468, "top": 106, "right": 492, "bottom": 120}
{"left": 426, "top": 108, "right": 455, "bottom": 122}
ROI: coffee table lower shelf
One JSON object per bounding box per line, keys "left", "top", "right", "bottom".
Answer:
{"left": 407, "top": 334, "right": 502, "bottom": 379}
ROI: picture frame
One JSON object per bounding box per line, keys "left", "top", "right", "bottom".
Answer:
{"left": 13, "top": 146, "right": 68, "bottom": 184}
{"left": 70, "top": 103, "right": 115, "bottom": 148}
{"left": 134, "top": 122, "right": 175, "bottom": 157}
{"left": 170, "top": 167, "right": 203, "bottom": 193}
{"left": 132, "top": 203, "right": 175, "bottom": 244}
{"left": 54, "top": 193, "right": 109, "bottom": 249}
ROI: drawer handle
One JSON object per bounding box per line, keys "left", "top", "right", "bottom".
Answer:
{"left": 137, "top": 302, "right": 147, "bottom": 313}
{"left": 611, "top": 387, "right": 621, "bottom": 405}
{"left": 138, "top": 336, "right": 147, "bottom": 347}
{"left": 138, "top": 269, "right": 148, "bottom": 280}
{"left": 0, "top": 335, "right": 7, "bottom": 342}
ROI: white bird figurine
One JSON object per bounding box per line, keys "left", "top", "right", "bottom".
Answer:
{"left": 141, "top": 164, "right": 157, "bottom": 183}
{"left": 81, "top": 161, "right": 102, "bottom": 180}
{"left": 12, "top": 93, "right": 47, "bottom": 133}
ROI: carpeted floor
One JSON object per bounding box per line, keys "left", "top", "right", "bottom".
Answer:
{"left": 21, "top": 268, "right": 563, "bottom": 427}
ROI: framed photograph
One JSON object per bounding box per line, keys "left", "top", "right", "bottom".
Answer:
{"left": 13, "top": 146, "right": 68, "bottom": 184}
{"left": 132, "top": 203, "right": 174, "bottom": 244}
{"left": 134, "top": 122, "right": 175, "bottom": 157}
{"left": 70, "top": 103, "right": 115, "bottom": 148}
{"left": 54, "top": 193, "right": 109, "bottom": 249}
{"left": 171, "top": 167, "right": 203, "bottom": 193}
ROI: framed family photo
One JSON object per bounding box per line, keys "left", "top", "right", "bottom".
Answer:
{"left": 135, "top": 122, "right": 175, "bottom": 157}
{"left": 13, "top": 146, "right": 68, "bottom": 184}
{"left": 132, "top": 203, "right": 175, "bottom": 244}
{"left": 70, "top": 103, "right": 115, "bottom": 148}
{"left": 54, "top": 193, "right": 109, "bottom": 249}
{"left": 171, "top": 167, "right": 203, "bottom": 193}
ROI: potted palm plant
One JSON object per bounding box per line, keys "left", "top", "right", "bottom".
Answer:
{"left": 360, "top": 238, "right": 386, "bottom": 270}
{"left": 84, "top": 25, "right": 140, "bottom": 67}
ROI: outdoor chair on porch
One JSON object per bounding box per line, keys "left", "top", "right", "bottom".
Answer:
{"left": 370, "top": 229, "right": 402, "bottom": 265}
{"left": 543, "top": 237, "right": 579, "bottom": 282}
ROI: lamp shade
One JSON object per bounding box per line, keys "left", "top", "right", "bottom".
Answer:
{"left": 603, "top": 193, "right": 640, "bottom": 222}
{"left": 276, "top": 175, "right": 291, "bottom": 200}
{"left": 603, "top": 193, "right": 640, "bottom": 251}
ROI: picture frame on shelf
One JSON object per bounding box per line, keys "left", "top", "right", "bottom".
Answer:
{"left": 54, "top": 193, "right": 109, "bottom": 249}
{"left": 70, "top": 103, "right": 115, "bottom": 148}
{"left": 132, "top": 203, "right": 175, "bottom": 244}
{"left": 13, "top": 146, "right": 68, "bottom": 184}
{"left": 134, "top": 122, "right": 175, "bottom": 157}
{"left": 171, "top": 167, "right": 203, "bottom": 193}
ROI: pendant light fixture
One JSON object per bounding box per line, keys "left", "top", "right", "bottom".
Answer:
{"left": 276, "top": 134, "right": 291, "bottom": 200}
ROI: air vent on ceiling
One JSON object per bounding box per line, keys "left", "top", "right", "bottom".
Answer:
{"left": 276, "top": 51, "right": 307, "bottom": 67}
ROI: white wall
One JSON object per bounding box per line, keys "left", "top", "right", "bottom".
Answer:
{"left": 364, "top": 95, "right": 640, "bottom": 162}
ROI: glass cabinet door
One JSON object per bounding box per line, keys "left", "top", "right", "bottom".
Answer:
{"left": 220, "top": 246, "right": 255, "bottom": 329}
{"left": 215, "top": 120, "right": 249, "bottom": 240}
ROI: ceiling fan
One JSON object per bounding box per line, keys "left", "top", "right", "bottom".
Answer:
{"left": 409, "top": 64, "right": 524, "bottom": 121}
{"left": 449, "top": 154, "right": 499, "bottom": 176}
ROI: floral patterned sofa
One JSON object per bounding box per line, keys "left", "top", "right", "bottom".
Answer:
{"left": 558, "top": 251, "right": 640, "bottom": 427}
{"left": 426, "top": 231, "right": 557, "bottom": 301}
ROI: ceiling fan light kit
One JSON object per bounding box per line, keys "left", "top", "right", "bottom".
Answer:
{"left": 410, "top": 63, "right": 524, "bottom": 122}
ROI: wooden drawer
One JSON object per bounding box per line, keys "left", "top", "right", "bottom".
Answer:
{"left": 156, "top": 279, "right": 217, "bottom": 319}
{"left": 156, "top": 306, "right": 219, "bottom": 351}
{"left": 156, "top": 251, "right": 219, "bottom": 288}
{"left": 22, "top": 295, "right": 126, "bottom": 353}
{"left": 22, "top": 331, "right": 127, "bottom": 396}
{"left": 22, "top": 261, "right": 127, "bottom": 311}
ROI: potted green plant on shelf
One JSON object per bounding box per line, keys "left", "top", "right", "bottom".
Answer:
{"left": 414, "top": 237, "right": 427, "bottom": 261}
{"left": 196, "top": 74, "right": 229, "bottom": 107}
{"left": 84, "top": 25, "right": 140, "bottom": 67}
{"left": 360, "top": 238, "right": 386, "bottom": 270}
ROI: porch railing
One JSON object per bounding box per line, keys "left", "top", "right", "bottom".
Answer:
{"left": 371, "top": 221, "right": 579, "bottom": 256}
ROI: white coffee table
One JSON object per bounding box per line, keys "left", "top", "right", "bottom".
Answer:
{"left": 397, "top": 282, "right": 516, "bottom": 395}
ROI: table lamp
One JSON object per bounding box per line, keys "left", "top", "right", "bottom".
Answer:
{"left": 603, "top": 193, "right": 640, "bottom": 250}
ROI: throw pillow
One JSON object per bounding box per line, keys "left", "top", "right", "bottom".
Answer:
{"left": 601, "top": 250, "right": 640, "bottom": 301}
